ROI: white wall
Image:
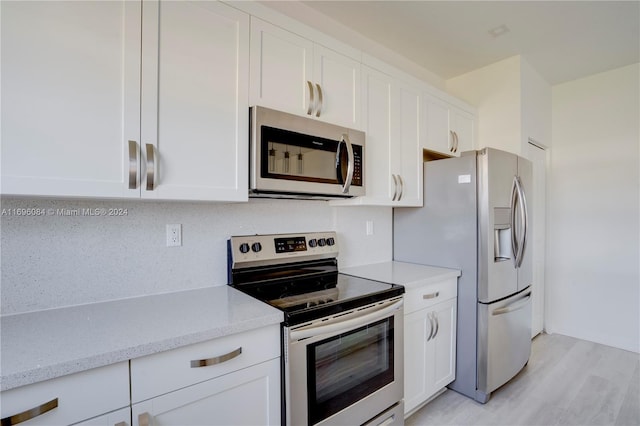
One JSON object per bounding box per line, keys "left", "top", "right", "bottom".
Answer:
{"left": 521, "top": 57, "right": 552, "bottom": 150}
{"left": 547, "top": 63, "right": 640, "bottom": 353}
{"left": 446, "top": 55, "right": 522, "bottom": 154}
{"left": 0, "top": 197, "right": 392, "bottom": 314}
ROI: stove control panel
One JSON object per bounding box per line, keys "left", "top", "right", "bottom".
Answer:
{"left": 229, "top": 231, "right": 338, "bottom": 269}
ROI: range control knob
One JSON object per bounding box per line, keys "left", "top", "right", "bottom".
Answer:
{"left": 308, "top": 239, "right": 317, "bottom": 248}
{"left": 239, "top": 243, "right": 250, "bottom": 254}
{"left": 318, "top": 238, "right": 326, "bottom": 247}
{"left": 251, "top": 242, "right": 262, "bottom": 253}
{"left": 326, "top": 237, "right": 335, "bottom": 246}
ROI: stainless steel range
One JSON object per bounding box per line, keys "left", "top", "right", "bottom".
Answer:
{"left": 228, "top": 232, "right": 405, "bottom": 426}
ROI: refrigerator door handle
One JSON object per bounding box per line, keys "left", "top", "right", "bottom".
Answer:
{"left": 514, "top": 175, "right": 529, "bottom": 268}
{"left": 510, "top": 176, "right": 520, "bottom": 266}
{"left": 492, "top": 292, "right": 531, "bottom": 316}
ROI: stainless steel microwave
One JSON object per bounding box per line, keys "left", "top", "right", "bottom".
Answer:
{"left": 250, "top": 106, "right": 365, "bottom": 199}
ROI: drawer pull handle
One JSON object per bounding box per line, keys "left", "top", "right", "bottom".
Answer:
{"left": 128, "top": 140, "right": 138, "bottom": 189}
{"left": 423, "top": 291, "right": 440, "bottom": 300}
{"left": 1, "top": 398, "right": 58, "bottom": 426}
{"left": 138, "top": 412, "right": 151, "bottom": 426}
{"left": 145, "top": 143, "right": 156, "bottom": 191}
{"left": 190, "top": 347, "right": 242, "bottom": 368}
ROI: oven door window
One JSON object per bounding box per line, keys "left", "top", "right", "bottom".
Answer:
{"left": 261, "top": 126, "right": 362, "bottom": 186}
{"left": 307, "top": 317, "right": 394, "bottom": 425}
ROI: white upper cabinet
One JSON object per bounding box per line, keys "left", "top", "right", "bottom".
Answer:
{"left": 424, "top": 93, "right": 475, "bottom": 157}
{"left": 334, "top": 65, "right": 421, "bottom": 206}
{"left": 1, "top": 1, "right": 142, "bottom": 198}
{"left": 250, "top": 18, "right": 361, "bottom": 129}
{"left": 1, "top": 0, "right": 249, "bottom": 202}
{"left": 140, "top": 1, "right": 249, "bottom": 201}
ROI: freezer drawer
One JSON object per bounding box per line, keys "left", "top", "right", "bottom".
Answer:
{"left": 477, "top": 288, "right": 532, "bottom": 395}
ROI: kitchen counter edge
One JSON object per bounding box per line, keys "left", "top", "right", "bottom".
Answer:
{"left": 0, "top": 286, "right": 283, "bottom": 392}
{"left": 340, "top": 261, "right": 461, "bottom": 289}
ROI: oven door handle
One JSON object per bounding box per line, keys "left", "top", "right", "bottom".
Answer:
{"left": 289, "top": 299, "right": 403, "bottom": 341}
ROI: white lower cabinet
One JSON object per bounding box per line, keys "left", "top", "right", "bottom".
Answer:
{"left": 131, "top": 358, "right": 280, "bottom": 426}
{"left": 404, "top": 280, "right": 457, "bottom": 417}
{"left": 0, "top": 362, "right": 130, "bottom": 426}
{"left": 130, "top": 325, "right": 281, "bottom": 426}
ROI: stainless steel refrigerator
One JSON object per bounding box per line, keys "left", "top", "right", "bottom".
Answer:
{"left": 394, "top": 148, "right": 532, "bottom": 403}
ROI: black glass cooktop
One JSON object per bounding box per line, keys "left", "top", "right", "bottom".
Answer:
{"left": 229, "top": 259, "right": 404, "bottom": 326}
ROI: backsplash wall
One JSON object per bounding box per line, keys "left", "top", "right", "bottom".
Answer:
{"left": 1, "top": 197, "right": 392, "bottom": 314}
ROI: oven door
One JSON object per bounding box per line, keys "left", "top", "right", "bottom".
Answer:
{"left": 250, "top": 106, "right": 365, "bottom": 198}
{"left": 285, "top": 298, "right": 404, "bottom": 426}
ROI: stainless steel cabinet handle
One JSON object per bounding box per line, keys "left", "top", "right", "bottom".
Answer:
{"left": 115, "top": 422, "right": 128, "bottom": 426}
{"left": 426, "top": 312, "right": 435, "bottom": 341}
{"left": 449, "top": 130, "right": 455, "bottom": 152}
{"left": 306, "top": 81, "right": 315, "bottom": 115}
{"left": 315, "top": 83, "right": 323, "bottom": 117}
{"left": 1, "top": 398, "right": 58, "bottom": 426}
{"left": 128, "top": 140, "right": 138, "bottom": 189}
{"left": 433, "top": 312, "right": 439, "bottom": 339}
{"left": 391, "top": 174, "right": 399, "bottom": 201}
{"left": 453, "top": 131, "right": 459, "bottom": 153}
{"left": 138, "top": 412, "right": 152, "bottom": 426}
{"left": 397, "top": 174, "right": 404, "bottom": 201}
{"left": 145, "top": 144, "right": 156, "bottom": 191}
{"left": 190, "top": 347, "right": 242, "bottom": 368}
{"left": 423, "top": 291, "right": 440, "bottom": 300}
{"left": 492, "top": 292, "right": 531, "bottom": 316}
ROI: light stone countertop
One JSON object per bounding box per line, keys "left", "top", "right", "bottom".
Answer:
{"left": 0, "top": 286, "right": 283, "bottom": 391}
{"left": 341, "top": 261, "right": 461, "bottom": 289}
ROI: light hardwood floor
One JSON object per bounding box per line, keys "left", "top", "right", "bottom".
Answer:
{"left": 406, "top": 333, "right": 640, "bottom": 426}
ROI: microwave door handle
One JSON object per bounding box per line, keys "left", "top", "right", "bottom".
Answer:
{"left": 336, "top": 133, "right": 354, "bottom": 194}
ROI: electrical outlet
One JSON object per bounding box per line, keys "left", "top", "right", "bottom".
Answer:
{"left": 366, "top": 220, "right": 374, "bottom": 236}
{"left": 166, "top": 224, "right": 182, "bottom": 247}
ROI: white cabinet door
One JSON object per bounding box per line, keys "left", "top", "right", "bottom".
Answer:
{"left": 404, "top": 298, "right": 457, "bottom": 416}
{"left": 392, "top": 81, "right": 422, "bottom": 206}
{"left": 1, "top": 1, "right": 141, "bottom": 198}
{"left": 451, "top": 107, "right": 475, "bottom": 154}
{"left": 131, "top": 358, "right": 280, "bottom": 426}
{"left": 359, "top": 66, "right": 394, "bottom": 205}
{"left": 424, "top": 95, "right": 454, "bottom": 156}
{"left": 335, "top": 66, "right": 420, "bottom": 206}
{"left": 431, "top": 299, "right": 457, "bottom": 391}
{"left": 250, "top": 18, "right": 361, "bottom": 129}
{"left": 140, "top": 0, "right": 249, "bottom": 201}
{"left": 404, "top": 307, "right": 433, "bottom": 415}
{"left": 313, "top": 45, "right": 361, "bottom": 128}
{"left": 250, "top": 18, "right": 314, "bottom": 118}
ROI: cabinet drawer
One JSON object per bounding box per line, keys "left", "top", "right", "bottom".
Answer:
{"left": 404, "top": 278, "right": 457, "bottom": 314}
{"left": 131, "top": 325, "right": 280, "bottom": 403}
{"left": 0, "top": 362, "right": 129, "bottom": 426}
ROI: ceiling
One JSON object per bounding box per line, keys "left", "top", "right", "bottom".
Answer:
{"left": 293, "top": 0, "right": 640, "bottom": 85}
